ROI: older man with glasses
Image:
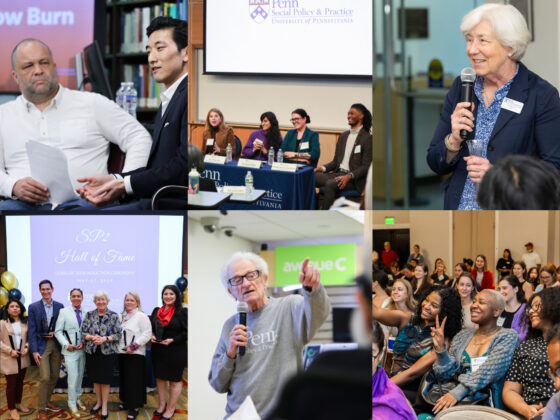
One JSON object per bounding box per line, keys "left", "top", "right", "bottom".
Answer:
{"left": 208, "top": 251, "right": 330, "bottom": 419}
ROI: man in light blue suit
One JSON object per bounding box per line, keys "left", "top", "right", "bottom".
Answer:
{"left": 55, "top": 288, "right": 87, "bottom": 418}
{"left": 28, "top": 280, "right": 64, "bottom": 419}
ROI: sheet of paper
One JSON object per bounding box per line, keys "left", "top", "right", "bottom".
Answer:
{"left": 229, "top": 396, "right": 261, "bottom": 420}
{"left": 25, "top": 140, "right": 78, "bottom": 208}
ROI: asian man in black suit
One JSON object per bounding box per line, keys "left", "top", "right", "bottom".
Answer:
{"left": 78, "top": 17, "right": 188, "bottom": 209}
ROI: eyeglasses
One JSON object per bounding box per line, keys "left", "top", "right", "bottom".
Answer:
{"left": 527, "top": 302, "right": 542, "bottom": 313}
{"left": 290, "top": 118, "right": 302, "bottom": 123}
{"left": 228, "top": 270, "right": 260, "bottom": 286}
{"left": 548, "top": 367, "right": 560, "bottom": 382}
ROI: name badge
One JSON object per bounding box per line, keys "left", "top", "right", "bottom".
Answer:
{"left": 354, "top": 145, "right": 361, "bottom": 154}
{"left": 471, "top": 356, "right": 488, "bottom": 373}
{"left": 300, "top": 142, "right": 309, "bottom": 150}
{"left": 496, "top": 317, "right": 505, "bottom": 327}
{"left": 501, "top": 98, "right": 524, "bottom": 114}
{"left": 206, "top": 138, "right": 214, "bottom": 146}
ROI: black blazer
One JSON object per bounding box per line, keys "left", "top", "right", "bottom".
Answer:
{"left": 123, "top": 76, "right": 188, "bottom": 201}
{"left": 323, "top": 128, "right": 372, "bottom": 192}
{"left": 150, "top": 306, "right": 188, "bottom": 346}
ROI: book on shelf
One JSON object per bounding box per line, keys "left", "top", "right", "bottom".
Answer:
{"left": 119, "top": 3, "right": 179, "bottom": 54}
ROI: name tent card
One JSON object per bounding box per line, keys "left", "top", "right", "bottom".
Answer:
{"left": 271, "top": 162, "right": 298, "bottom": 172}
{"left": 223, "top": 186, "right": 247, "bottom": 195}
{"left": 204, "top": 155, "right": 227, "bottom": 164}
{"left": 237, "top": 159, "right": 263, "bottom": 169}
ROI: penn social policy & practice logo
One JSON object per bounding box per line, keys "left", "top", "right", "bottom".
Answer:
{"left": 249, "top": 0, "right": 270, "bottom": 23}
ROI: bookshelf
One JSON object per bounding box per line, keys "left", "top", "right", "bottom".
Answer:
{"left": 102, "top": 0, "right": 187, "bottom": 127}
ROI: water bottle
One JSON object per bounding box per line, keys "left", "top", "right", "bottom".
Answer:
{"left": 188, "top": 168, "right": 200, "bottom": 194}
{"left": 268, "top": 146, "right": 275, "bottom": 165}
{"left": 226, "top": 143, "right": 232, "bottom": 163}
{"left": 125, "top": 82, "right": 138, "bottom": 119}
{"left": 115, "top": 82, "right": 126, "bottom": 108}
{"left": 245, "top": 171, "right": 254, "bottom": 196}
{"left": 277, "top": 149, "right": 283, "bottom": 163}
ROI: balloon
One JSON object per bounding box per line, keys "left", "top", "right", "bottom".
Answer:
{"left": 175, "top": 276, "right": 187, "bottom": 292}
{"left": 183, "top": 290, "right": 188, "bottom": 304}
{"left": 0, "top": 287, "right": 8, "bottom": 306}
{"left": 8, "top": 288, "right": 22, "bottom": 301}
{"left": 1, "top": 271, "right": 18, "bottom": 290}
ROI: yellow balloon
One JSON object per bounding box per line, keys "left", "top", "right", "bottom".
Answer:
{"left": 0, "top": 287, "right": 8, "bottom": 306}
{"left": 183, "top": 289, "right": 188, "bottom": 304}
{"left": 1, "top": 271, "right": 18, "bottom": 291}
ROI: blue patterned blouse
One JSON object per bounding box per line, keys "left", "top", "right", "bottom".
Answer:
{"left": 458, "top": 64, "right": 520, "bottom": 210}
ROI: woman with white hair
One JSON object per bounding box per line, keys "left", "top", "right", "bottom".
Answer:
{"left": 429, "top": 289, "right": 519, "bottom": 413}
{"left": 81, "top": 290, "right": 121, "bottom": 420}
{"left": 117, "top": 292, "right": 152, "bottom": 420}
{"left": 427, "top": 3, "right": 560, "bottom": 210}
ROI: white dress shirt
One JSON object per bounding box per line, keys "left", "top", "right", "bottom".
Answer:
{"left": 0, "top": 85, "right": 152, "bottom": 198}
{"left": 339, "top": 126, "right": 362, "bottom": 172}
{"left": 123, "top": 72, "right": 187, "bottom": 194}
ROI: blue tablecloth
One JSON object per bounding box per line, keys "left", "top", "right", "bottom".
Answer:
{"left": 202, "top": 162, "right": 315, "bottom": 210}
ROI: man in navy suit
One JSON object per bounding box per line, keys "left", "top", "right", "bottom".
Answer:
{"left": 28, "top": 280, "right": 64, "bottom": 419}
{"left": 78, "top": 16, "right": 188, "bottom": 209}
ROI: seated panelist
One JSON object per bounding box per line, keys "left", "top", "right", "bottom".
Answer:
{"left": 281, "top": 108, "right": 320, "bottom": 167}
{"left": 202, "top": 108, "right": 236, "bottom": 157}
{"left": 241, "top": 112, "right": 283, "bottom": 162}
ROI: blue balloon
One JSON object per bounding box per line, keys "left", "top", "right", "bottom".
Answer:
{"left": 175, "top": 276, "right": 187, "bottom": 291}
{"left": 8, "top": 288, "right": 22, "bottom": 301}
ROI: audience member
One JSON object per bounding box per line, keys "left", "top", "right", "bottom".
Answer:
{"left": 503, "top": 288, "right": 560, "bottom": 419}
{"left": 373, "top": 286, "right": 462, "bottom": 392}
{"left": 413, "top": 263, "right": 432, "bottom": 300}
{"left": 381, "top": 241, "right": 399, "bottom": 269}
{"left": 314, "top": 103, "right": 372, "bottom": 209}
{"left": 522, "top": 242, "right": 542, "bottom": 272}
{"left": 0, "top": 39, "right": 151, "bottom": 210}
{"left": 527, "top": 266, "right": 540, "bottom": 292}
{"left": 82, "top": 290, "right": 122, "bottom": 419}
{"left": 406, "top": 244, "right": 425, "bottom": 265}
{"left": 202, "top": 108, "right": 235, "bottom": 157}
{"left": 430, "top": 259, "right": 450, "bottom": 287}
{"left": 513, "top": 261, "right": 534, "bottom": 301}
{"left": 54, "top": 288, "right": 87, "bottom": 417}
{"left": 28, "top": 280, "right": 64, "bottom": 419}
{"left": 535, "top": 264, "right": 559, "bottom": 293}
{"left": 449, "top": 262, "right": 467, "bottom": 290}
{"left": 463, "top": 258, "right": 474, "bottom": 273}
{"left": 455, "top": 272, "right": 477, "bottom": 329}
{"left": 372, "top": 320, "right": 416, "bottom": 420}
{"left": 471, "top": 254, "right": 495, "bottom": 290}
{"left": 0, "top": 299, "right": 33, "bottom": 420}
{"left": 478, "top": 155, "right": 560, "bottom": 210}
{"left": 544, "top": 323, "right": 560, "bottom": 420}
{"left": 497, "top": 276, "right": 528, "bottom": 341}
{"left": 431, "top": 290, "right": 519, "bottom": 413}
{"left": 241, "top": 112, "right": 283, "bottom": 161}
{"left": 281, "top": 108, "right": 320, "bottom": 167}
{"left": 496, "top": 248, "right": 515, "bottom": 279}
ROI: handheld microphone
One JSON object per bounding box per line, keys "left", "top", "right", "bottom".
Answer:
{"left": 237, "top": 301, "right": 249, "bottom": 356}
{"left": 460, "top": 67, "right": 476, "bottom": 140}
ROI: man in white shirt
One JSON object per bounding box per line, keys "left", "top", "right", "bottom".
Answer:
{"left": 521, "top": 241, "right": 542, "bottom": 271}
{"left": 77, "top": 17, "right": 188, "bottom": 209}
{"left": 0, "top": 39, "right": 152, "bottom": 210}
{"left": 314, "top": 104, "right": 372, "bottom": 209}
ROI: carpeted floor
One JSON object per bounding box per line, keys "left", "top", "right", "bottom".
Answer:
{"left": 0, "top": 367, "right": 187, "bottom": 420}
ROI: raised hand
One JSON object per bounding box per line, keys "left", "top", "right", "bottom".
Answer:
{"left": 299, "top": 258, "right": 320, "bottom": 291}
{"left": 431, "top": 314, "right": 447, "bottom": 353}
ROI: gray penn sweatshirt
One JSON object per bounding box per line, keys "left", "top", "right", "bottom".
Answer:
{"left": 208, "top": 284, "right": 331, "bottom": 419}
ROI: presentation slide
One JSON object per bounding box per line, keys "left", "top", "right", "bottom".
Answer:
{"left": 0, "top": 0, "right": 95, "bottom": 93}
{"left": 5, "top": 215, "right": 184, "bottom": 314}
{"left": 205, "top": 0, "right": 372, "bottom": 77}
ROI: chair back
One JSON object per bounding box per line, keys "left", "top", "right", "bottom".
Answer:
{"left": 107, "top": 143, "right": 126, "bottom": 173}
{"left": 234, "top": 136, "right": 242, "bottom": 159}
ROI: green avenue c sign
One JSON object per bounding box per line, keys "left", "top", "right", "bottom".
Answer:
{"left": 274, "top": 243, "right": 355, "bottom": 286}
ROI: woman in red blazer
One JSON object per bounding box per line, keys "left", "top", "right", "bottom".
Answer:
{"left": 471, "top": 254, "right": 495, "bottom": 290}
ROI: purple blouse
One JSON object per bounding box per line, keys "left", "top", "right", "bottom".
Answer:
{"left": 241, "top": 129, "right": 283, "bottom": 161}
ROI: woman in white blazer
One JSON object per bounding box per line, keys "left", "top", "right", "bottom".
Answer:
{"left": 54, "top": 288, "right": 87, "bottom": 418}
{"left": 118, "top": 292, "right": 152, "bottom": 420}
